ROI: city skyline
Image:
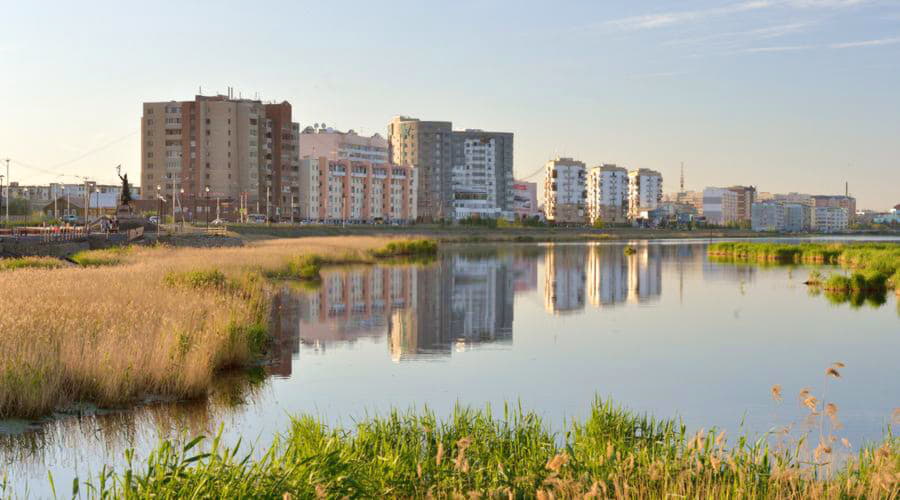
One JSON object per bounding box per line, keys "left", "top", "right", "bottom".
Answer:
{"left": 1, "top": 1, "right": 898, "bottom": 209}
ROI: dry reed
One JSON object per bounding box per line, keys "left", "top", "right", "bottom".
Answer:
{"left": 0, "top": 236, "right": 400, "bottom": 418}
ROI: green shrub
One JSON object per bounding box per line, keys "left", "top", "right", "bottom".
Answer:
{"left": 71, "top": 246, "right": 133, "bottom": 267}
{"left": 163, "top": 269, "right": 228, "bottom": 290}
{"left": 0, "top": 257, "right": 66, "bottom": 271}
{"left": 371, "top": 239, "right": 438, "bottom": 258}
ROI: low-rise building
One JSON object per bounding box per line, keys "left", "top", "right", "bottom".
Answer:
{"left": 297, "top": 158, "right": 417, "bottom": 223}
{"left": 586, "top": 164, "right": 628, "bottom": 224}
{"left": 702, "top": 187, "right": 739, "bottom": 226}
{"left": 543, "top": 158, "right": 586, "bottom": 223}
{"left": 751, "top": 202, "right": 810, "bottom": 232}
{"left": 511, "top": 181, "right": 540, "bottom": 220}
{"left": 811, "top": 206, "right": 849, "bottom": 233}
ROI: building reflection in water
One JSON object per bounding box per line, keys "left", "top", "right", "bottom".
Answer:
{"left": 275, "top": 243, "right": 709, "bottom": 359}
{"left": 543, "top": 243, "right": 664, "bottom": 314}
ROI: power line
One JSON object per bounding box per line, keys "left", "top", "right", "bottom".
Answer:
{"left": 517, "top": 164, "right": 546, "bottom": 181}
{"left": 2, "top": 129, "right": 139, "bottom": 181}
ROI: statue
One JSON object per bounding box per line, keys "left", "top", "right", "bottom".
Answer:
{"left": 117, "top": 165, "right": 133, "bottom": 206}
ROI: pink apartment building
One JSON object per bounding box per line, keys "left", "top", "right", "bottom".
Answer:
{"left": 298, "top": 157, "right": 418, "bottom": 223}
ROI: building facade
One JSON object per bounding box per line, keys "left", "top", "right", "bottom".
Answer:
{"left": 299, "top": 126, "right": 388, "bottom": 164}
{"left": 450, "top": 130, "right": 514, "bottom": 220}
{"left": 297, "top": 158, "right": 417, "bottom": 223}
{"left": 542, "top": 158, "right": 586, "bottom": 223}
{"left": 751, "top": 202, "right": 811, "bottom": 232}
{"left": 141, "top": 93, "right": 300, "bottom": 220}
{"left": 812, "top": 195, "right": 856, "bottom": 223}
{"left": 387, "top": 117, "right": 514, "bottom": 221}
{"left": 627, "top": 169, "right": 663, "bottom": 220}
{"left": 387, "top": 116, "right": 453, "bottom": 221}
{"left": 586, "top": 164, "right": 628, "bottom": 224}
{"left": 811, "top": 206, "right": 849, "bottom": 233}
{"left": 702, "top": 187, "right": 739, "bottom": 226}
{"left": 728, "top": 185, "right": 757, "bottom": 223}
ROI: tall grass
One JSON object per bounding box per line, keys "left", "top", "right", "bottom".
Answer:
{"left": 73, "top": 398, "right": 899, "bottom": 498}
{"left": 0, "top": 236, "right": 404, "bottom": 418}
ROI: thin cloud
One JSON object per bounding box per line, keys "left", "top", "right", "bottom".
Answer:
{"left": 605, "top": 0, "right": 877, "bottom": 32}
{"left": 606, "top": 1, "right": 773, "bottom": 31}
{"left": 742, "top": 44, "right": 815, "bottom": 52}
{"left": 829, "top": 36, "right": 900, "bottom": 48}
{"left": 663, "top": 22, "right": 814, "bottom": 47}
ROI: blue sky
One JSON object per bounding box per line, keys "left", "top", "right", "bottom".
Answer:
{"left": 1, "top": 0, "right": 898, "bottom": 209}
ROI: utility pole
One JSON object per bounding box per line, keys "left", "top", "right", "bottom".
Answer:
{"left": 4, "top": 158, "right": 9, "bottom": 226}
{"left": 266, "top": 185, "right": 270, "bottom": 225}
{"left": 83, "top": 181, "right": 89, "bottom": 230}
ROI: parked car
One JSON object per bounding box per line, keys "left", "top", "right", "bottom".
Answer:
{"left": 61, "top": 214, "right": 79, "bottom": 224}
{"left": 248, "top": 214, "right": 267, "bottom": 224}
{"left": 210, "top": 218, "right": 227, "bottom": 226}
{"left": 148, "top": 216, "right": 160, "bottom": 225}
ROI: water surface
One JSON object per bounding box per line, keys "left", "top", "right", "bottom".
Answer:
{"left": 2, "top": 239, "right": 898, "bottom": 493}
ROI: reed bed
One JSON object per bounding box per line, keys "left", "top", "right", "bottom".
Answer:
{"left": 69, "top": 398, "right": 898, "bottom": 498}
{"left": 710, "top": 242, "right": 900, "bottom": 293}
{"left": 0, "top": 236, "right": 414, "bottom": 418}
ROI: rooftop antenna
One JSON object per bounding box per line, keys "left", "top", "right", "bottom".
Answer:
{"left": 199, "top": 85, "right": 202, "bottom": 95}
{"left": 845, "top": 181, "right": 848, "bottom": 197}
{"left": 680, "top": 162, "right": 684, "bottom": 192}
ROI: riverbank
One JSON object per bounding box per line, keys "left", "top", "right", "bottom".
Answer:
{"left": 0, "top": 236, "right": 434, "bottom": 419}
{"left": 229, "top": 223, "right": 802, "bottom": 243}
{"left": 74, "top": 399, "right": 899, "bottom": 498}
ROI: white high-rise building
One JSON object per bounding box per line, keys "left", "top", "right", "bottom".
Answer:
{"left": 627, "top": 168, "right": 662, "bottom": 220}
{"left": 811, "top": 206, "right": 849, "bottom": 233}
{"left": 542, "top": 158, "right": 586, "bottom": 223}
{"left": 586, "top": 164, "right": 628, "bottom": 224}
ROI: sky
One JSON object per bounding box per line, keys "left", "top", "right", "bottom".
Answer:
{"left": 0, "top": 0, "right": 898, "bottom": 209}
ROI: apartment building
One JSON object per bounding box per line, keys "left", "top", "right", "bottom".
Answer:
{"left": 297, "top": 157, "right": 417, "bottom": 223}
{"left": 511, "top": 181, "right": 539, "bottom": 219}
{"left": 141, "top": 93, "right": 300, "bottom": 220}
{"left": 299, "top": 126, "right": 388, "bottom": 164}
{"left": 751, "top": 201, "right": 812, "bottom": 232}
{"left": 586, "top": 164, "right": 628, "bottom": 224}
{"left": 811, "top": 206, "right": 849, "bottom": 233}
{"left": 388, "top": 117, "right": 453, "bottom": 220}
{"left": 728, "top": 185, "right": 757, "bottom": 222}
{"left": 812, "top": 195, "right": 856, "bottom": 223}
{"left": 627, "top": 168, "right": 663, "bottom": 220}
{"left": 702, "top": 187, "right": 739, "bottom": 226}
{"left": 542, "top": 157, "right": 586, "bottom": 223}
{"left": 450, "top": 130, "right": 514, "bottom": 220}
{"left": 388, "top": 116, "right": 514, "bottom": 221}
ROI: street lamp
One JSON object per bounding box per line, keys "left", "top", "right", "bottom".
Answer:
{"left": 94, "top": 187, "right": 100, "bottom": 221}
{"left": 179, "top": 188, "right": 185, "bottom": 229}
{"left": 156, "top": 185, "right": 161, "bottom": 238}
{"left": 205, "top": 186, "right": 210, "bottom": 229}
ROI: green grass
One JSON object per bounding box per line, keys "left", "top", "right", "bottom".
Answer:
{"left": 163, "top": 269, "right": 228, "bottom": 290}
{"left": 0, "top": 256, "right": 66, "bottom": 271}
{"left": 709, "top": 242, "right": 900, "bottom": 294}
{"left": 370, "top": 239, "right": 438, "bottom": 258}
{"left": 623, "top": 246, "right": 636, "bottom": 256}
{"left": 267, "top": 240, "right": 439, "bottom": 281}
{"left": 70, "top": 399, "right": 900, "bottom": 498}
{"left": 70, "top": 245, "right": 134, "bottom": 267}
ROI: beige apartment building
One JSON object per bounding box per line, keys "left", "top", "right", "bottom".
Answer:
{"left": 141, "top": 93, "right": 299, "bottom": 219}
{"left": 297, "top": 158, "right": 418, "bottom": 223}
{"left": 299, "top": 126, "right": 388, "bottom": 164}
